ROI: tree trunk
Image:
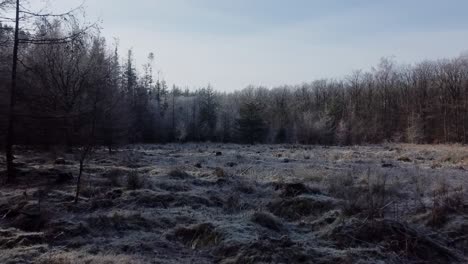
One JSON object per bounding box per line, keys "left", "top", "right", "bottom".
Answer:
{"left": 172, "top": 93, "right": 175, "bottom": 140}
{"left": 5, "top": 0, "right": 20, "bottom": 182}
{"left": 74, "top": 159, "right": 84, "bottom": 204}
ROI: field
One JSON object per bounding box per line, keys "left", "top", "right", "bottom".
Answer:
{"left": 0, "top": 144, "right": 467, "bottom": 263}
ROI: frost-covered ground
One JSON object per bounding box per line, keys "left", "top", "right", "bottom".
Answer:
{"left": 0, "top": 144, "right": 467, "bottom": 263}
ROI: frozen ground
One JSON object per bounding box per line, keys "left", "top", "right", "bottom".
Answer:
{"left": 0, "top": 144, "right": 467, "bottom": 263}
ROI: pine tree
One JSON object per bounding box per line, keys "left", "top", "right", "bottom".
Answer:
{"left": 236, "top": 101, "right": 266, "bottom": 144}
{"left": 198, "top": 86, "right": 218, "bottom": 140}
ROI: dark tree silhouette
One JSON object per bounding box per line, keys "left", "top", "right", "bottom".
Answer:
{"left": 236, "top": 101, "right": 266, "bottom": 144}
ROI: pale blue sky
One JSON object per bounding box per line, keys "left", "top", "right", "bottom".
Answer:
{"left": 31, "top": 0, "right": 468, "bottom": 91}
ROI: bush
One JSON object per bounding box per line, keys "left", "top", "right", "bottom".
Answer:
{"left": 327, "top": 170, "right": 396, "bottom": 218}
{"left": 104, "top": 168, "right": 127, "bottom": 187}
{"left": 127, "top": 170, "right": 144, "bottom": 190}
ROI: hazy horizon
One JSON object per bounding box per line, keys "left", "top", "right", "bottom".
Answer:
{"left": 29, "top": 0, "right": 468, "bottom": 91}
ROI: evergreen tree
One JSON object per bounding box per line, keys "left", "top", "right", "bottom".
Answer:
{"left": 198, "top": 86, "right": 218, "bottom": 140}
{"left": 236, "top": 101, "right": 266, "bottom": 144}
{"left": 123, "top": 49, "right": 137, "bottom": 103}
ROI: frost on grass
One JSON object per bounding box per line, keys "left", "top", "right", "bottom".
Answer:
{"left": 0, "top": 143, "right": 467, "bottom": 263}
{"left": 250, "top": 211, "right": 283, "bottom": 232}
{"left": 169, "top": 223, "right": 224, "bottom": 249}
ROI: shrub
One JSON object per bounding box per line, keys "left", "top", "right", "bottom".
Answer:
{"left": 104, "top": 168, "right": 127, "bottom": 187}
{"left": 127, "top": 170, "right": 144, "bottom": 190}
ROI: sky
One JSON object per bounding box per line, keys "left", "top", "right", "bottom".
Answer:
{"left": 27, "top": 0, "right": 468, "bottom": 91}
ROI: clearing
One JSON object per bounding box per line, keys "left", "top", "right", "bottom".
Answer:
{"left": 0, "top": 144, "right": 467, "bottom": 263}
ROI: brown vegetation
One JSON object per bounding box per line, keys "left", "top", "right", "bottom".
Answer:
{"left": 0, "top": 144, "right": 467, "bottom": 263}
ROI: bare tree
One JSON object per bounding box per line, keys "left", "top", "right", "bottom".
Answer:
{"left": 2, "top": 0, "right": 92, "bottom": 182}
{"left": 4, "top": 0, "right": 19, "bottom": 182}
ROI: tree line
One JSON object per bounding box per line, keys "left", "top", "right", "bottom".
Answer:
{"left": 2, "top": 2, "right": 468, "bottom": 159}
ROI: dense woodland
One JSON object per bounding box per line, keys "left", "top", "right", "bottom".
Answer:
{"left": 2, "top": 3, "right": 468, "bottom": 155}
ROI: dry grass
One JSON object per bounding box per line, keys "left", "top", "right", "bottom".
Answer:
{"left": 0, "top": 144, "right": 467, "bottom": 264}
{"left": 38, "top": 252, "right": 142, "bottom": 264}
{"left": 250, "top": 211, "right": 283, "bottom": 232}
{"left": 170, "top": 223, "right": 224, "bottom": 249}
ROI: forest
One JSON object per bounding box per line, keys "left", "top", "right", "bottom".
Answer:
{"left": 2, "top": 4, "right": 468, "bottom": 154}
{"left": 0, "top": 1, "right": 467, "bottom": 264}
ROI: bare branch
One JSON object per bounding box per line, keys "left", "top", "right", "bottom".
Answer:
{"left": 19, "top": 8, "right": 82, "bottom": 18}
{"left": 18, "top": 24, "right": 95, "bottom": 45}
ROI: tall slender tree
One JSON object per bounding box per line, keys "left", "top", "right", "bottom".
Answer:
{"left": 2, "top": 0, "right": 92, "bottom": 182}
{"left": 4, "top": 0, "right": 19, "bottom": 182}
